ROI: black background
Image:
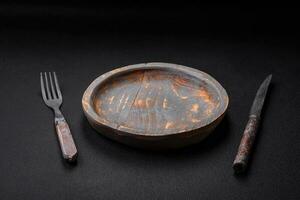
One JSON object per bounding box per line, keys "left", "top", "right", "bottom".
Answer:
{"left": 0, "top": 2, "right": 300, "bottom": 200}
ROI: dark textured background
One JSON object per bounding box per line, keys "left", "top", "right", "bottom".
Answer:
{"left": 0, "top": 2, "right": 299, "bottom": 200}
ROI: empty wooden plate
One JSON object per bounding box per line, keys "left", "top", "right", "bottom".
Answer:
{"left": 82, "top": 63, "right": 229, "bottom": 149}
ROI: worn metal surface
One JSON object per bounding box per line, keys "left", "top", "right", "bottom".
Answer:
{"left": 82, "top": 63, "right": 229, "bottom": 149}
{"left": 233, "top": 74, "right": 272, "bottom": 173}
{"left": 40, "top": 72, "right": 78, "bottom": 162}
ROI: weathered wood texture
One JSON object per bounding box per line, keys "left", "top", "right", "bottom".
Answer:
{"left": 82, "top": 63, "right": 228, "bottom": 149}
{"left": 233, "top": 116, "right": 259, "bottom": 173}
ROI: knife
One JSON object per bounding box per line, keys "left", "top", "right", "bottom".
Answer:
{"left": 233, "top": 74, "right": 272, "bottom": 174}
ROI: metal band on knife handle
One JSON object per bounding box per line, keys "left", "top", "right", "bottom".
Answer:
{"left": 233, "top": 115, "right": 260, "bottom": 173}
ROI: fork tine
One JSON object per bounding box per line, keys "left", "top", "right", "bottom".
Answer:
{"left": 40, "top": 72, "right": 48, "bottom": 101}
{"left": 53, "top": 72, "right": 62, "bottom": 99}
{"left": 49, "top": 72, "right": 57, "bottom": 99}
{"left": 44, "top": 72, "right": 52, "bottom": 99}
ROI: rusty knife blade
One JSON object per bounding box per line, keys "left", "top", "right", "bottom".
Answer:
{"left": 249, "top": 74, "right": 272, "bottom": 117}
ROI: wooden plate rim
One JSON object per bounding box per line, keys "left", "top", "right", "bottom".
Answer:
{"left": 82, "top": 62, "right": 229, "bottom": 137}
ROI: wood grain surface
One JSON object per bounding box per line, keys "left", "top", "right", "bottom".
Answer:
{"left": 82, "top": 63, "right": 228, "bottom": 149}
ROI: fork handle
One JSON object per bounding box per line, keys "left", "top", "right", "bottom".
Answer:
{"left": 55, "top": 119, "right": 78, "bottom": 162}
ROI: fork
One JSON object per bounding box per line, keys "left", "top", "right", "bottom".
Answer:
{"left": 40, "top": 72, "right": 78, "bottom": 162}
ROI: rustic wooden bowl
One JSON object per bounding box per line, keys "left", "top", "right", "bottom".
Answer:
{"left": 82, "top": 63, "right": 229, "bottom": 149}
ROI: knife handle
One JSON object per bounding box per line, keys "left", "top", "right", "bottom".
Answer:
{"left": 55, "top": 118, "right": 78, "bottom": 162}
{"left": 233, "top": 116, "right": 260, "bottom": 173}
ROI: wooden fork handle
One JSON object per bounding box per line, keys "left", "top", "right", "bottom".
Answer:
{"left": 55, "top": 119, "right": 78, "bottom": 162}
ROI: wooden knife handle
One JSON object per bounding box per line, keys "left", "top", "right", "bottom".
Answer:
{"left": 233, "top": 116, "right": 260, "bottom": 173}
{"left": 55, "top": 119, "right": 78, "bottom": 162}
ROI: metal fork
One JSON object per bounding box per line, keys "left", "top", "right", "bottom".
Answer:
{"left": 40, "top": 72, "right": 78, "bottom": 162}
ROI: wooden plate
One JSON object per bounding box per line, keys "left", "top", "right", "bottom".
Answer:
{"left": 82, "top": 63, "right": 229, "bottom": 149}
